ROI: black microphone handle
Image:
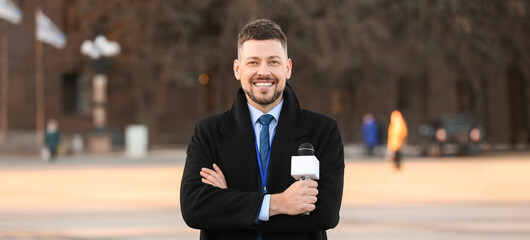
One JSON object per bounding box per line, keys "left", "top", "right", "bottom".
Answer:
{"left": 300, "top": 176, "right": 311, "bottom": 216}
{"left": 297, "top": 142, "right": 314, "bottom": 216}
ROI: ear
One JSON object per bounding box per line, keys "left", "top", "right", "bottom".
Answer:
{"left": 233, "top": 59, "right": 241, "bottom": 80}
{"left": 286, "top": 58, "right": 293, "bottom": 80}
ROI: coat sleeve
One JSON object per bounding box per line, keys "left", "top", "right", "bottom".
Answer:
{"left": 180, "top": 120, "right": 265, "bottom": 230}
{"left": 257, "top": 119, "right": 345, "bottom": 233}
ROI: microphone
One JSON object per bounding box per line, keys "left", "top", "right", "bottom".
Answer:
{"left": 291, "top": 142, "right": 319, "bottom": 216}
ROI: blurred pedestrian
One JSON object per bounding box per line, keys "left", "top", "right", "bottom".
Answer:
{"left": 361, "top": 113, "right": 379, "bottom": 156}
{"left": 387, "top": 110, "right": 407, "bottom": 170}
{"left": 44, "top": 119, "right": 61, "bottom": 161}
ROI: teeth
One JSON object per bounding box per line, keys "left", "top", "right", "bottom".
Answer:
{"left": 255, "top": 82, "right": 273, "bottom": 87}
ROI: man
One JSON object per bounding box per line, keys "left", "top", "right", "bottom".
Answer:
{"left": 361, "top": 113, "right": 379, "bottom": 156}
{"left": 44, "top": 118, "right": 61, "bottom": 161}
{"left": 180, "top": 19, "right": 344, "bottom": 240}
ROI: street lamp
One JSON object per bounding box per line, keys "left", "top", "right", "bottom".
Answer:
{"left": 80, "top": 35, "right": 120, "bottom": 153}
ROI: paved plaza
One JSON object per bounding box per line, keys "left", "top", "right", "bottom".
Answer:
{"left": 0, "top": 149, "right": 529, "bottom": 239}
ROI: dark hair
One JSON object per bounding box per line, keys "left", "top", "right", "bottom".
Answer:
{"left": 237, "top": 19, "right": 287, "bottom": 56}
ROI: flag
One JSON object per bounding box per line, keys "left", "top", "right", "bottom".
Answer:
{"left": 36, "top": 9, "right": 66, "bottom": 49}
{"left": 0, "top": 0, "right": 22, "bottom": 24}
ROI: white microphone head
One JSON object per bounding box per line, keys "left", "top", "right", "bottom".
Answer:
{"left": 291, "top": 155, "right": 319, "bottom": 180}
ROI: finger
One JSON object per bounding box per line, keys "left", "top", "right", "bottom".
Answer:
{"left": 298, "top": 179, "right": 317, "bottom": 189}
{"left": 201, "top": 178, "right": 215, "bottom": 186}
{"left": 201, "top": 168, "right": 221, "bottom": 181}
{"left": 305, "top": 180, "right": 318, "bottom": 188}
{"left": 205, "top": 168, "right": 226, "bottom": 183}
{"left": 307, "top": 204, "right": 316, "bottom": 212}
{"left": 200, "top": 170, "right": 222, "bottom": 187}
{"left": 203, "top": 168, "right": 224, "bottom": 184}
{"left": 307, "top": 188, "right": 319, "bottom": 196}
{"left": 307, "top": 195, "right": 318, "bottom": 204}
{"left": 200, "top": 169, "right": 213, "bottom": 179}
{"left": 200, "top": 171, "right": 214, "bottom": 184}
{"left": 301, "top": 203, "right": 316, "bottom": 213}
{"left": 201, "top": 167, "right": 217, "bottom": 176}
{"left": 212, "top": 164, "right": 226, "bottom": 179}
{"left": 212, "top": 164, "right": 227, "bottom": 188}
{"left": 202, "top": 172, "right": 223, "bottom": 188}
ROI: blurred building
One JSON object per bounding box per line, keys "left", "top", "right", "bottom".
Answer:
{"left": 1, "top": 0, "right": 529, "bottom": 154}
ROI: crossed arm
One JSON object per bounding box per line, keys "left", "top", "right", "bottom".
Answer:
{"left": 200, "top": 164, "right": 319, "bottom": 216}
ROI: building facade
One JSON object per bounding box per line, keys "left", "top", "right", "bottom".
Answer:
{"left": 1, "top": 1, "right": 528, "bottom": 153}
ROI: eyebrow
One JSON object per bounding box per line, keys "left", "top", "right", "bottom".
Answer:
{"left": 245, "top": 55, "right": 283, "bottom": 60}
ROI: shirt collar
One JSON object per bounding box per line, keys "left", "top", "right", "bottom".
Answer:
{"left": 248, "top": 99, "right": 284, "bottom": 125}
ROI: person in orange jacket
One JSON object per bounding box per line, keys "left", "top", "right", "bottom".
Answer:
{"left": 387, "top": 110, "right": 407, "bottom": 170}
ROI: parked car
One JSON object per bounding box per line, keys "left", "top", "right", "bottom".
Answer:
{"left": 419, "top": 114, "right": 486, "bottom": 156}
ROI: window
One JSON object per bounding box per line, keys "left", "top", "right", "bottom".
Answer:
{"left": 62, "top": 73, "right": 83, "bottom": 114}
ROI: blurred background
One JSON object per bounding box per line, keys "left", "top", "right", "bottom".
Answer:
{"left": 0, "top": 0, "right": 528, "bottom": 154}
{"left": 0, "top": 0, "right": 529, "bottom": 240}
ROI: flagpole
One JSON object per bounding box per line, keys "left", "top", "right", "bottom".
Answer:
{"left": 35, "top": 7, "right": 44, "bottom": 148}
{"left": 0, "top": 34, "right": 8, "bottom": 143}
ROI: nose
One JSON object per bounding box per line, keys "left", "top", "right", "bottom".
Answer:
{"left": 257, "top": 64, "right": 271, "bottom": 76}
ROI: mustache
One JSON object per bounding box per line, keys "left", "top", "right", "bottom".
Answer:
{"left": 253, "top": 76, "right": 277, "bottom": 81}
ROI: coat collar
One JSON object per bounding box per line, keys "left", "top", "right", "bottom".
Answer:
{"left": 220, "top": 83, "right": 307, "bottom": 141}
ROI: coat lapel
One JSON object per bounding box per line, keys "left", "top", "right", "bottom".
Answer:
{"left": 218, "top": 88, "right": 260, "bottom": 192}
{"left": 268, "top": 84, "right": 308, "bottom": 193}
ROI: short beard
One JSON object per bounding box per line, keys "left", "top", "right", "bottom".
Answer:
{"left": 245, "top": 88, "right": 283, "bottom": 106}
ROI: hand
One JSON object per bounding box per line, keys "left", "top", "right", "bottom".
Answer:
{"left": 269, "top": 180, "right": 318, "bottom": 216}
{"left": 200, "top": 163, "right": 227, "bottom": 189}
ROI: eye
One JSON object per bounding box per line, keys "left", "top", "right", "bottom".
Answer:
{"left": 270, "top": 60, "right": 280, "bottom": 65}
{"left": 247, "top": 61, "right": 258, "bottom": 66}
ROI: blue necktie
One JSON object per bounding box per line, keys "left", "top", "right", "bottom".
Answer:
{"left": 257, "top": 115, "right": 272, "bottom": 240}
{"left": 258, "top": 114, "right": 274, "bottom": 170}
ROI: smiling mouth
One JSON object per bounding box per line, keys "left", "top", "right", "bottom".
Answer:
{"left": 254, "top": 82, "right": 273, "bottom": 87}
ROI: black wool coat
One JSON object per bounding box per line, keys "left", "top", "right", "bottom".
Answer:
{"left": 180, "top": 84, "right": 344, "bottom": 240}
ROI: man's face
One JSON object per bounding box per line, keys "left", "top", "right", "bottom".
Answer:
{"left": 233, "top": 39, "right": 292, "bottom": 110}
